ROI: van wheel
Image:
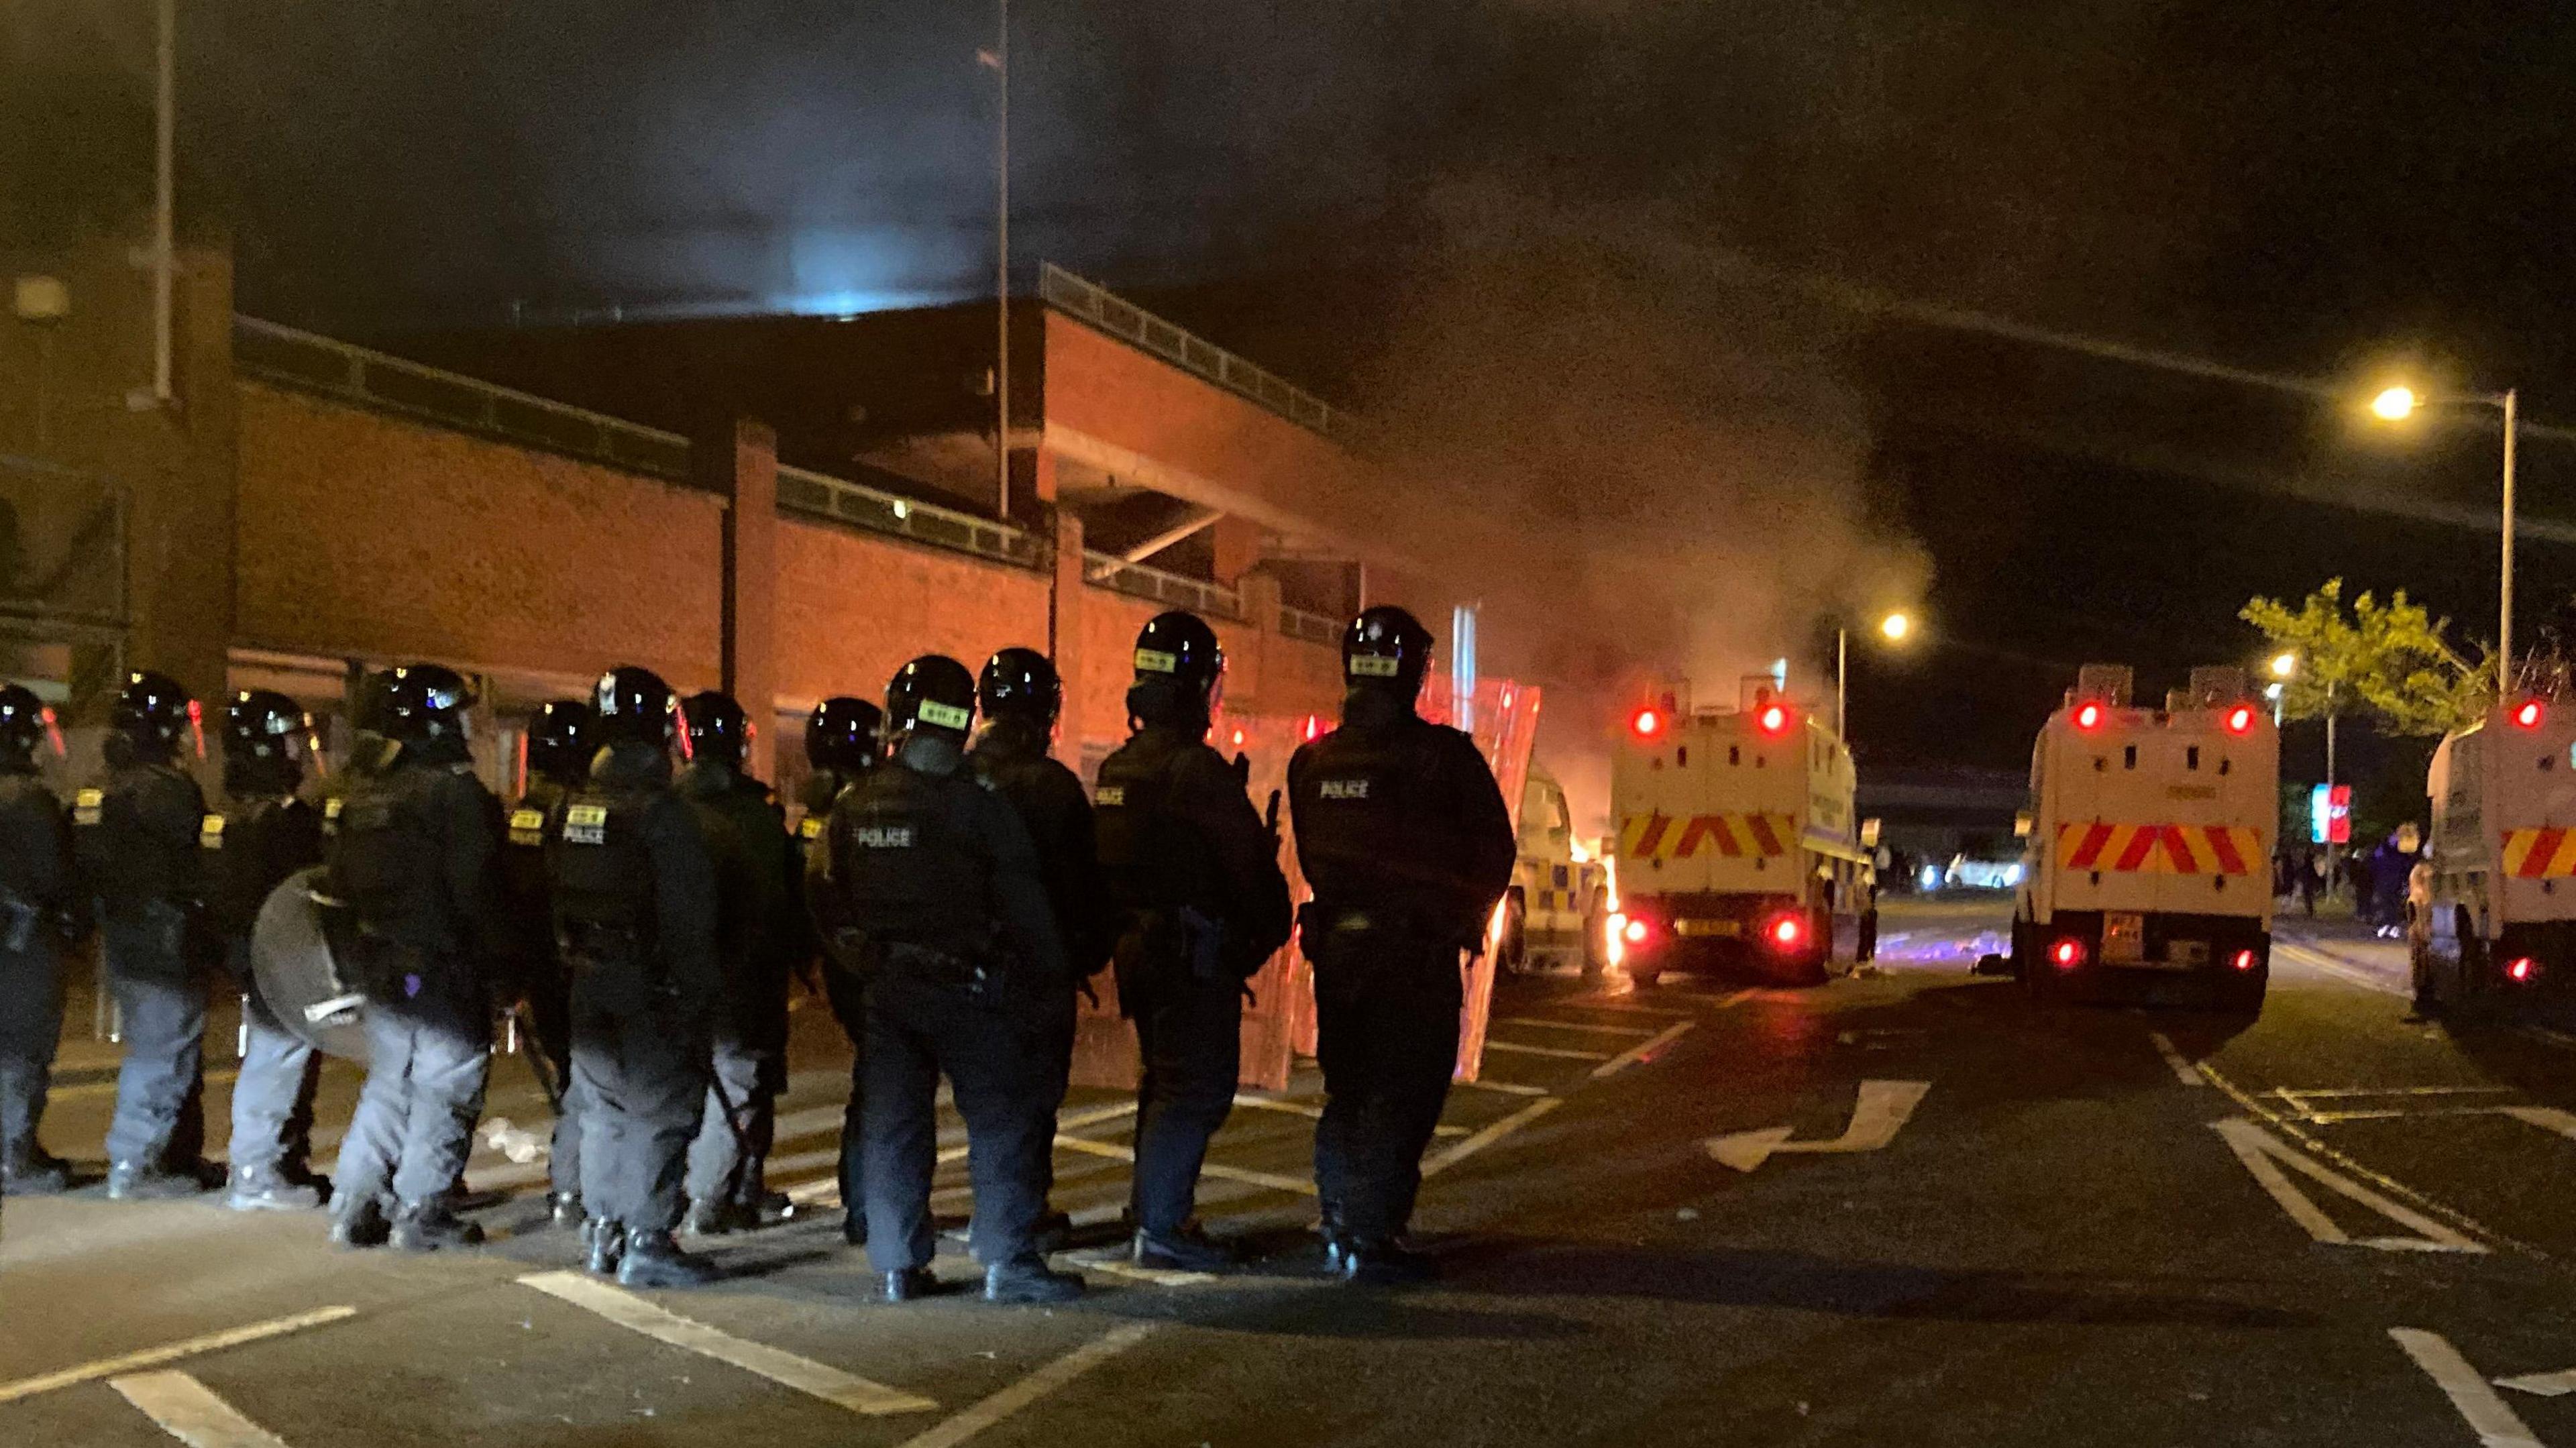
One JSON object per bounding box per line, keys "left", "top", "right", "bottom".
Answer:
{"left": 1630, "top": 968, "right": 1664, "bottom": 989}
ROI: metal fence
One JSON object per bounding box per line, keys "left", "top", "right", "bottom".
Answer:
{"left": 0, "top": 453, "right": 126, "bottom": 636}
{"left": 775, "top": 463, "right": 1040, "bottom": 568}
{"left": 1039, "top": 264, "right": 1346, "bottom": 439}
{"left": 1083, "top": 551, "right": 1242, "bottom": 619}
{"left": 233, "top": 317, "right": 698, "bottom": 484}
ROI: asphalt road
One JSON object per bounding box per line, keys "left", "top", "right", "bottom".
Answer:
{"left": 7, "top": 897, "right": 2576, "bottom": 1447}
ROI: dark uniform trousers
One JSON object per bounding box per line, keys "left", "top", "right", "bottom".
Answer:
{"left": 821, "top": 966, "right": 868, "bottom": 1217}
{"left": 227, "top": 938, "right": 319, "bottom": 1175}
{"left": 0, "top": 936, "right": 62, "bottom": 1159}
{"left": 524, "top": 963, "right": 584, "bottom": 1200}
{"left": 861, "top": 972, "right": 1051, "bottom": 1272}
{"left": 1311, "top": 936, "right": 1462, "bottom": 1244}
{"left": 1127, "top": 974, "right": 1242, "bottom": 1236}
{"left": 684, "top": 1007, "right": 777, "bottom": 1206}
{"left": 102, "top": 902, "right": 205, "bottom": 1167}
{"left": 332, "top": 957, "right": 491, "bottom": 1209}
{"left": 571, "top": 984, "right": 708, "bottom": 1235}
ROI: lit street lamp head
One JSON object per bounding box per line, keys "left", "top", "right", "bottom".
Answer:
{"left": 2270, "top": 651, "right": 2298, "bottom": 679}
{"left": 1880, "top": 612, "right": 1912, "bottom": 643}
{"left": 2370, "top": 385, "right": 2418, "bottom": 421}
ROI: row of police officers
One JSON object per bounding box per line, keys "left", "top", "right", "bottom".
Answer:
{"left": 0, "top": 605, "right": 1514, "bottom": 1294}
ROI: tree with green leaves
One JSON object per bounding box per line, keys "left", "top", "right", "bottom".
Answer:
{"left": 2240, "top": 579, "right": 2492, "bottom": 738}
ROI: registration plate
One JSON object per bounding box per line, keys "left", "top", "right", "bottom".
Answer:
{"left": 2102, "top": 912, "right": 2146, "bottom": 963}
{"left": 1673, "top": 919, "right": 1741, "bottom": 938}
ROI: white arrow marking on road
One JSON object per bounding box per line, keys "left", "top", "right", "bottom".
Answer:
{"left": 2390, "top": 1329, "right": 2546, "bottom": 1448}
{"left": 2498, "top": 1367, "right": 2576, "bottom": 1398}
{"left": 2212, "top": 1119, "right": 2487, "bottom": 1254}
{"left": 1705, "top": 1080, "right": 1931, "bottom": 1172}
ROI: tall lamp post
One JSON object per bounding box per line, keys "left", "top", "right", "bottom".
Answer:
{"left": 1838, "top": 611, "right": 1913, "bottom": 742}
{"left": 2370, "top": 384, "right": 2519, "bottom": 694}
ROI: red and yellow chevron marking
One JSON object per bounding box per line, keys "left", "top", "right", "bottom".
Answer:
{"left": 1619, "top": 812, "right": 1796, "bottom": 862}
{"left": 2502, "top": 828, "right": 2576, "bottom": 878}
{"left": 2055, "top": 822, "right": 2264, "bottom": 876}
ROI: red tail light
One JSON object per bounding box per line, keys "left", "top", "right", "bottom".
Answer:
{"left": 1631, "top": 708, "right": 1662, "bottom": 739}
{"left": 2049, "top": 937, "right": 2087, "bottom": 970}
{"left": 1302, "top": 715, "right": 1324, "bottom": 742}
{"left": 2231, "top": 948, "right": 2259, "bottom": 972}
{"left": 1621, "top": 916, "right": 1649, "bottom": 944}
{"left": 2506, "top": 956, "right": 2541, "bottom": 983}
{"left": 2512, "top": 699, "right": 2546, "bottom": 730}
{"left": 2224, "top": 705, "right": 2256, "bottom": 735}
{"left": 1766, "top": 913, "right": 1806, "bottom": 950}
{"left": 2073, "top": 702, "right": 2105, "bottom": 732}
{"left": 1757, "top": 704, "right": 1790, "bottom": 736}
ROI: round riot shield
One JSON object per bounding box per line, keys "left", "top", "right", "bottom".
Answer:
{"left": 251, "top": 865, "right": 371, "bottom": 1062}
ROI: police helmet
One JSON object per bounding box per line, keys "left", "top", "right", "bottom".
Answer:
{"left": 0, "top": 685, "right": 54, "bottom": 764}
{"left": 378, "top": 664, "right": 475, "bottom": 743}
{"left": 1342, "top": 606, "right": 1436, "bottom": 700}
{"left": 1132, "top": 612, "right": 1224, "bottom": 700}
{"left": 885, "top": 656, "right": 977, "bottom": 742}
{"left": 224, "top": 689, "right": 313, "bottom": 764}
{"left": 682, "top": 691, "right": 752, "bottom": 768}
{"left": 111, "top": 671, "right": 197, "bottom": 757}
{"left": 978, "top": 647, "right": 1062, "bottom": 729}
{"left": 526, "top": 699, "right": 593, "bottom": 783}
{"left": 592, "top": 666, "right": 681, "bottom": 750}
{"left": 806, "top": 696, "right": 883, "bottom": 774}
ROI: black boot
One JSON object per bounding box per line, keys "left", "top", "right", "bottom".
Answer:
{"left": 1337, "top": 1239, "right": 1437, "bottom": 1286}
{"left": 107, "top": 1160, "right": 207, "bottom": 1201}
{"left": 390, "top": 1199, "right": 485, "bottom": 1251}
{"left": 682, "top": 1199, "right": 733, "bottom": 1237}
{"left": 225, "top": 1164, "right": 323, "bottom": 1212}
{"left": 616, "top": 1229, "right": 718, "bottom": 1289}
{"left": 983, "top": 1254, "right": 1083, "bottom": 1304}
{"left": 842, "top": 1208, "right": 868, "bottom": 1247}
{"left": 1034, "top": 1210, "right": 1074, "bottom": 1256}
{"left": 1132, "top": 1223, "right": 1236, "bottom": 1272}
{"left": 328, "top": 1195, "right": 391, "bottom": 1249}
{"left": 547, "top": 1190, "right": 584, "bottom": 1229}
{"left": 0, "top": 1147, "right": 71, "bottom": 1196}
{"left": 584, "top": 1218, "right": 625, "bottom": 1276}
{"left": 881, "top": 1266, "right": 941, "bottom": 1302}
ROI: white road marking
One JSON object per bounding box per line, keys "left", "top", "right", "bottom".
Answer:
{"left": 2518, "top": 1025, "right": 2576, "bottom": 1054}
{"left": 2147, "top": 1032, "right": 2207, "bottom": 1087}
{"left": 2275, "top": 1086, "right": 2518, "bottom": 1099}
{"left": 0, "top": 1306, "right": 358, "bottom": 1404}
{"left": 2498, "top": 1366, "right": 2576, "bottom": 1398}
{"left": 109, "top": 1371, "right": 292, "bottom": 1448}
{"left": 788, "top": 1099, "right": 1150, "bottom": 1207}
{"left": 1423, "top": 1097, "right": 1564, "bottom": 1178}
{"left": 2272, "top": 942, "right": 2408, "bottom": 997}
{"left": 892, "top": 1322, "right": 1157, "bottom": 1448}
{"left": 51, "top": 1067, "right": 240, "bottom": 1103}
{"left": 1589, "top": 1020, "right": 1699, "bottom": 1078}
{"left": 1481, "top": 1040, "right": 1617, "bottom": 1062}
{"left": 1457, "top": 1077, "right": 1550, "bottom": 1097}
{"left": 1556, "top": 998, "right": 1700, "bottom": 1017}
{"left": 517, "top": 1270, "right": 938, "bottom": 1416}
{"left": 2210, "top": 1119, "right": 2486, "bottom": 1254}
{"left": 1081, "top": 1258, "right": 1216, "bottom": 1288}
{"left": 1052, "top": 1134, "right": 1317, "bottom": 1195}
{"left": 2502, "top": 1105, "right": 2576, "bottom": 1142}
{"left": 1491, "top": 1016, "right": 1662, "bottom": 1038}
{"left": 1229, "top": 1093, "right": 1460, "bottom": 1134}
{"left": 2390, "top": 1329, "right": 2546, "bottom": 1448}
{"left": 1706, "top": 1080, "right": 1931, "bottom": 1172}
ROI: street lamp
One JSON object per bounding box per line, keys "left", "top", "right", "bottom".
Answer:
{"left": 2367, "top": 382, "right": 2520, "bottom": 694}
{"left": 2269, "top": 651, "right": 2298, "bottom": 681}
{"left": 1838, "top": 611, "right": 1915, "bottom": 743}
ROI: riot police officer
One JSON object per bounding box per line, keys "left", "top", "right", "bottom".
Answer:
{"left": 801, "top": 695, "right": 881, "bottom": 1243}
{"left": 504, "top": 699, "right": 592, "bottom": 1227}
{"left": 548, "top": 666, "right": 722, "bottom": 1288}
{"left": 81, "top": 670, "right": 214, "bottom": 1200}
{"left": 1093, "top": 612, "right": 1291, "bottom": 1271}
{"left": 1287, "top": 607, "right": 1515, "bottom": 1284}
{"left": 819, "top": 657, "right": 1078, "bottom": 1303}
{"left": 678, "top": 690, "right": 803, "bottom": 1235}
{"left": 323, "top": 664, "right": 509, "bottom": 1251}
{"left": 969, "top": 648, "right": 1111, "bottom": 1244}
{"left": 0, "top": 686, "right": 71, "bottom": 1195}
{"left": 209, "top": 690, "right": 328, "bottom": 1211}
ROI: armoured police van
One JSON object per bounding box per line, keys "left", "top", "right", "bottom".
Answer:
{"left": 2008, "top": 665, "right": 2275, "bottom": 1010}
{"left": 1610, "top": 679, "right": 1867, "bottom": 987}
{"left": 2414, "top": 694, "right": 2576, "bottom": 1019}
{"left": 1499, "top": 764, "right": 1607, "bottom": 975}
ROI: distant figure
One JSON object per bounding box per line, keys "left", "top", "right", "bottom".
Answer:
{"left": 2367, "top": 831, "right": 2415, "bottom": 940}
{"left": 2296, "top": 850, "right": 2323, "bottom": 918}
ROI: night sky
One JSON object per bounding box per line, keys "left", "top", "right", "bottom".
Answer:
{"left": 11, "top": 0, "right": 2576, "bottom": 791}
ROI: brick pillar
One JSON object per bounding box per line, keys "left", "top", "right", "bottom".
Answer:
{"left": 1049, "top": 508, "right": 1086, "bottom": 765}
{"left": 708, "top": 418, "right": 780, "bottom": 781}
{"left": 1235, "top": 571, "right": 1283, "bottom": 716}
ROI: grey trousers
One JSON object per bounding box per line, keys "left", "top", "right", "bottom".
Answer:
{"left": 0, "top": 938, "right": 62, "bottom": 1159}
{"left": 102, "top": 906, "right": 205, "bottom": 1168}
{"left": 228, "top": 938, "right": 321, "bottom": 1175}
{"left": 331, "top": 996, "right": 490, "bottom": 1209}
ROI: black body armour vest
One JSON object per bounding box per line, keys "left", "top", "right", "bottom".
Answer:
{"left": 325, "top": 767, "right": 448, "bottom": 954}
{"left": 545, "top": 784, "right": 659, "bottom": 968}
{"left": 830, "top": 765, "right": 992, "bottom": 963}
